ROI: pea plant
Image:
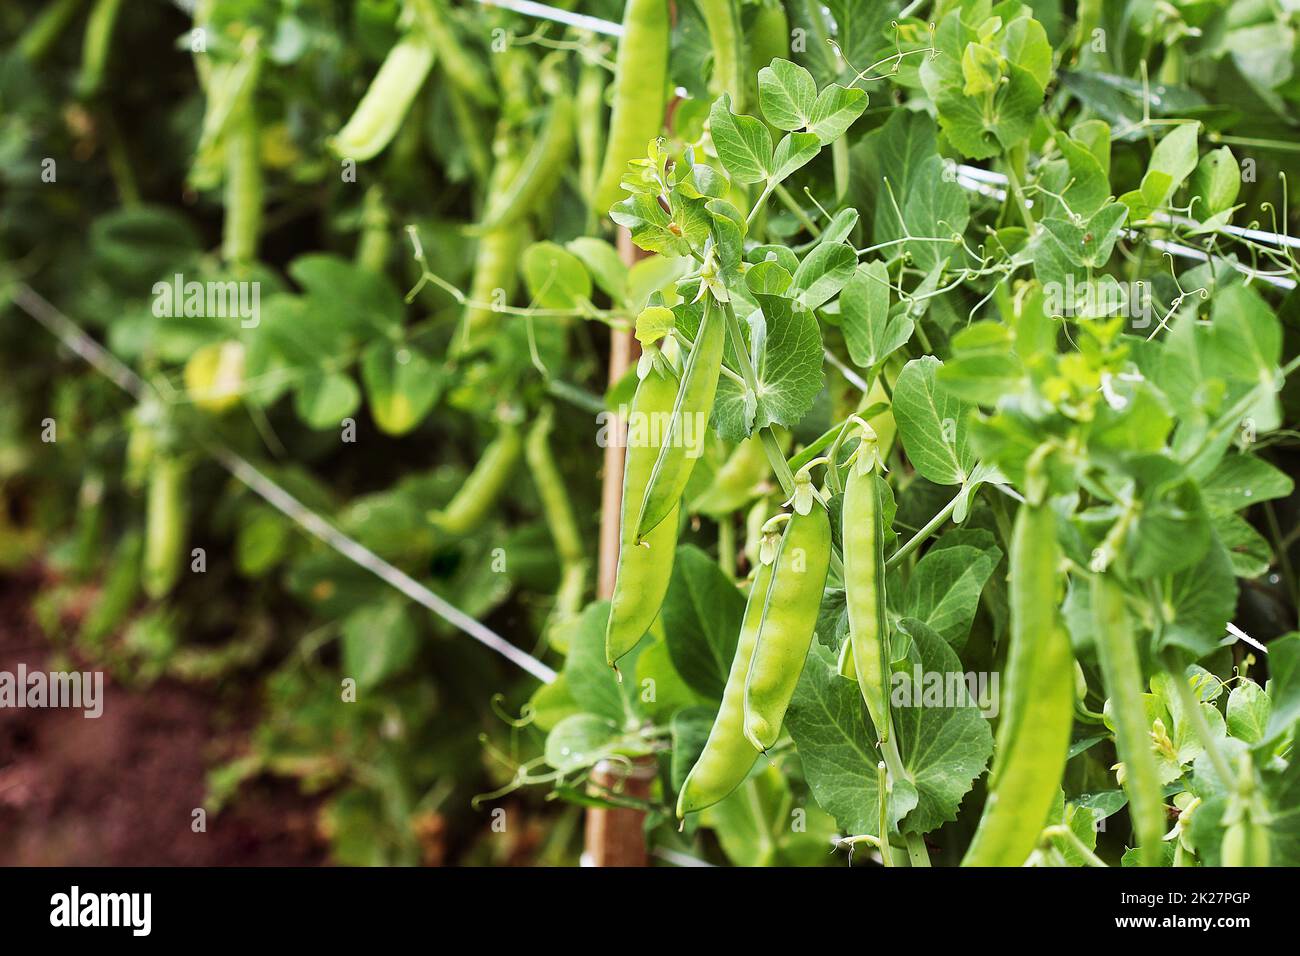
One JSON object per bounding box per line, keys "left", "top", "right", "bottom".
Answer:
{"left": 491, "top": 2, "right": 1300, "bottom": 868}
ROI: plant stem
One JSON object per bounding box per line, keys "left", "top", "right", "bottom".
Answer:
{"left": 903, "top": 831, "right": 930, "bottom": 867}
{"left": 887, "top": 487, "right": 964, "bottom": 567}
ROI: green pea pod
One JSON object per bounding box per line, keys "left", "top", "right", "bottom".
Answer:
{"left": 355, "top": 186, "right": 391, "bottom": 274}
{"left": 431, "top": 421, "right": 522, "bottom": 538}
{"left": 577, "top": 56, "right": 605, "bottom": 224}
{"left": 77, "top": 0, "right": 123, "bottom": 98}
{"left": 410, "top": 0, "right": 497, "bottom": 109}
{"left": 593, "top": 0, "right": 669, "bottom": 214}
{"left": 635, "top": 299, "right": 726, "bottom": 541}
{"left": 606, "top": 350, "right": 682, "bottom": 667}
{"left": 676, "top": 557, "right": 773, "bottom": 816}
{"left": 331, "top": 34, "right": 436, "bottom": 163}
{"left": 143, "top": 455, "right": 189, "bottom": 600}
{"left": 743, "top": 500, "right": 831, "bottom": 750}
{"left": 962, "top": 501, "right": 1074, "bottom": 867}
{"left": 475, "top": 89, "right": 574, "bottom": 232}
{"left": 844, "top": 464, "right": 890, "bottom": 742}
{"left": 1092, "top": 575, "right": 1166, "bottom": 866}
{"left": 747, "top": 0, "right": 790, "bottom": 75}
{"left": 221, "top": 109, "right": 261, "bottom": 267}
{"left": 526, "top": 406, "right": 589, "bottom": 633}
{"left": 82, "top": 530, "right": 143, "bottom": 648}
{"left": 699, "top": 0, "right": 744, "bottom": 108}
{"left": 430, "top": 422, "right": 523, "bottom": 536}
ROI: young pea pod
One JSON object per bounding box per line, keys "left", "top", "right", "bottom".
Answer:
{"left": 455, "top": 135, "right": 531, "bottom": 355}
{"left": 331, "top": 34, "right": 436, "bottom": 163}
{"left": 743, "top": 492, "right": 831, "bottom": 751}
{"left": 592, "top": 0, "right": 669, "bottom": 214}
{"left": 635, "top": 298, "right": 726, "bottom": 540}
{"left": 962, "top": 501, "right": 1075, "bottom": 867}
{"left": 474, "top": 76, "right": 574, "bottom": 232}
{"left": 576, "top": 54, "right": 606, "bottom": 225}
{"left": 1092, "top": 574, "right": 1166, "bottom": 867}
{"left": 526, "top": 406, "right": 589, "bottom": 634}
{"left": 676, "top": 550, "right": 775, "bottom": 816}
{"left": 143, "top": 455, "right": 189, "bottom": 600}
{"left": 409, "top": 0, "right": 497, "bottom": 109}
{"left": 843, "top": 454, "right": 890, "bottom": 742}
{"left": 699, "top": 0, "right": 744, "bottom": 108}
{"left": 430, "top": 422, "right": 523, "bottom": 536}
{"left": 606, "top": 346, "right": 682, "bottom": 667}
{"left": 222, "top": 108, "right": 262, "bottom": 267}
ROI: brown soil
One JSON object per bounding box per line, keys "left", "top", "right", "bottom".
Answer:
{"left": 0, "top": 569, "right": 330, "bottom": 866}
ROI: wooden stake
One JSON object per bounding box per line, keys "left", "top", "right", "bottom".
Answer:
{"left": 586, "top": 226, "right": 649, "bottom": 866}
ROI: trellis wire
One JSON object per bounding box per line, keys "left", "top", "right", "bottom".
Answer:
{"left": 12, "top": 284, "right": 559, "bottom": 685}
{"left": 473, "top": 0, "right": 623, "bottom": 35}
{"left": 955, "top": 163, "right": 1298, "bottom": 291}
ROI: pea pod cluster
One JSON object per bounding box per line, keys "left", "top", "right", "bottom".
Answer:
{"left": 962, "top": 500, "right": 1074, "bottom": 867}
{"left": 429, "top": 421, "right": 523, "bottom": 537}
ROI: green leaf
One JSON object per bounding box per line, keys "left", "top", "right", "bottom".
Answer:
{"left": 544, "top": 713, "right": 622, "bottom": 772}
{"left": 564, "top": 601, "right": 633, "bottom": 724}
{"left": 713, "top": 295, "right": 824, "bottom": 441}
{"left": 902, "top": 155, "right": 970, "bottom": 271}
{"left": 757, "top": 58, "right": 816, "bottom": 131}
{"left": 1190, "top": 147, "right": 1240, "bottom": 219}
{"left": 1226, "top": 679, "right": 1270, "bottom": 744}
{"left": 1147, "top": 122, "right": 1200, "bottom": 202}
{"left": 1202, "top": 454, "right": 1294, "bottom": 514}
{"left": 893, "top": 356, "right": 975, "bottom": 485}
{"left": 841, "top": 260, "right": 912, "bottom": 369}
{"left": 661, "top": 545, "right": 747, "bottom": 699}
{"left": 636, "top": 638, "right": 705, "bottom": 720}
{"left": 962, "top": 43, "right": 1001, "bottom": 96}
{"left": 341, "top": 600, "right": 418, "bottom": 689}
{"left": 294, "top": 371, "right": 361, "bottom": 430}
{"left": 610, "top": 193, "right": 694, "bottom": 257}
{"left": 360, "top": 342, "right": 443, "bottom": 436}
{"left": 806, "top": 84, "right": 867, "bottom": 144}
{"left": 1001, "top": 17, "right": 1052, "bottom": 87}
{"left": 522, "top": 241, "right": 592, "bottom": 310}
{"left": 937, "top": 321, "right": 1023, "bottom": 404}
{"left": 289, "top": 253, "right": 405, "bottom": 336}
{"left": 768, "top": 131, "right": 822, "bottom": 185}
{"left": 903, "top": 542, "right": 1001, "bottom": 650}
{"left": 709, "top": 94, "right": 772, "bottom": 184}
{"left": 670, "top": 706, "right": 715, "bottom": 790}
{"left": 1262, "top": 634, "right": 1300, "bottom": 747}
{"left": 790, "top": 241, "right": 857, "bottom": 311}
{"left": 566, "top": 237, "right": 628, "bottom": 302}
{"left": 634, "top": 305, "right": 677, "bottom": 345}
{"left": 1160, "top": 537, "right": 1237, "bottom": 659}
{"left": 1204, "top": 283, "right": 1283, "bottom": 432}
